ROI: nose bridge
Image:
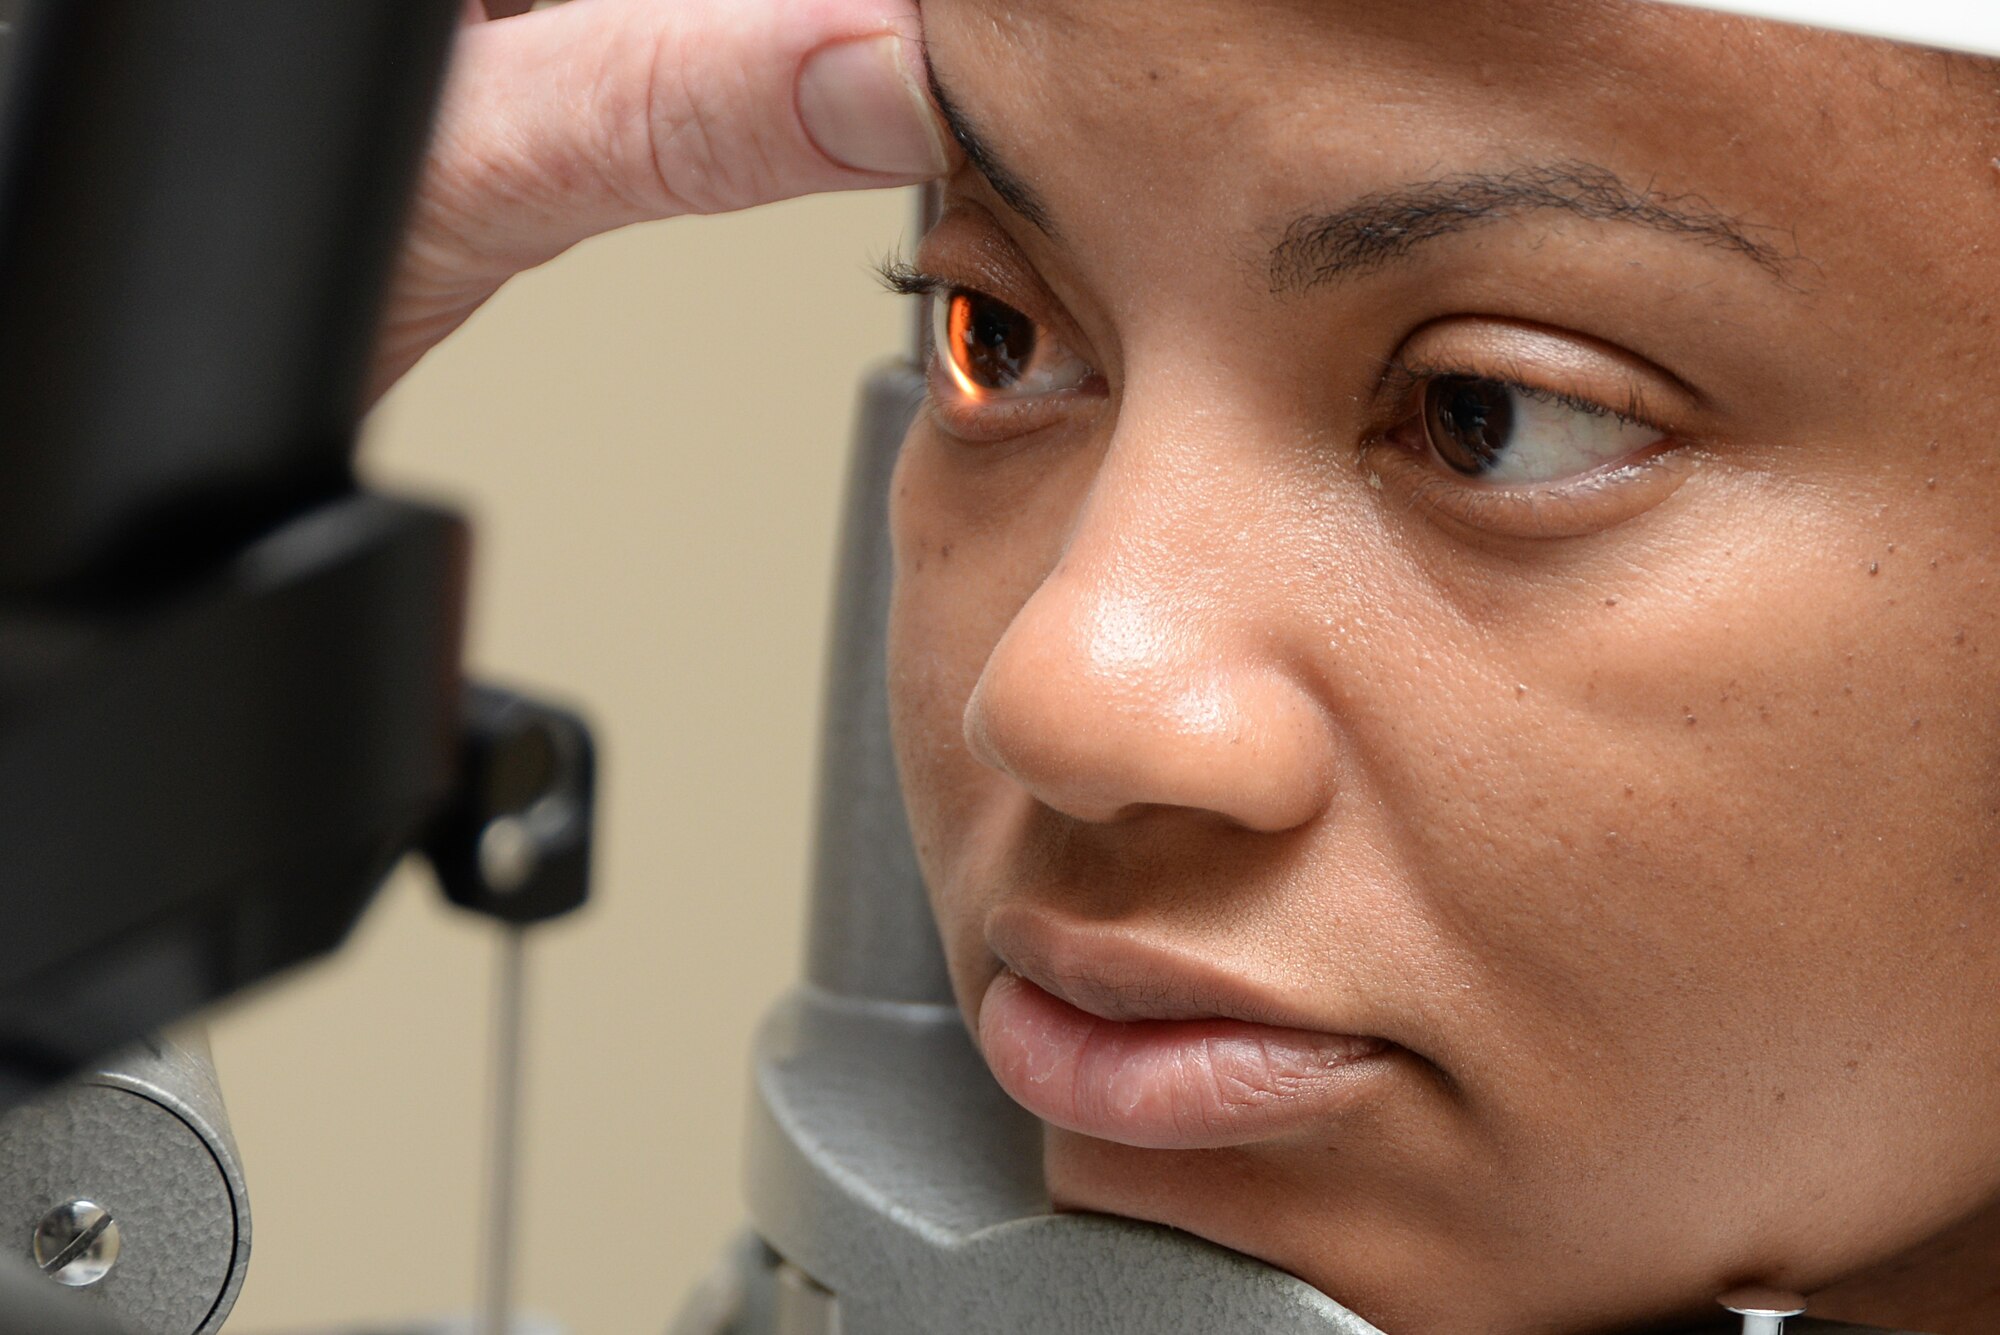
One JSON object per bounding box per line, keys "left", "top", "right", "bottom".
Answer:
{"left": 1054, "top": 442, "right": 1223, "bottom": 644}
{"left": 964, "top": 402, "right": 1336, "bottom": 833}
{"left": 1051, "top": 381, "right": 1277, "bottom": 632}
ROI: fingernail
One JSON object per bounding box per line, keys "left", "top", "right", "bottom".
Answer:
{"left": 798, "top": 34, "right": 949, "bottom": 178}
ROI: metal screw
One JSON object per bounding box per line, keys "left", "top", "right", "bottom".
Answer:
{"left": 1719, "top": 1286, "right": 1807, "bottom": 1335}
{"left": 33, "top": 1200, "right": 120, "bottom": 1287}
{"left": 478, "top": 815, "right": 539, "bottom": 894}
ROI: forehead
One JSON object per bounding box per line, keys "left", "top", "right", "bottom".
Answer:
{"left": 920, "top": 0, "right": 1989, "bottom": 295}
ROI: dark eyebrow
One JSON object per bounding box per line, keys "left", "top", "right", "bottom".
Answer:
{"left": 924, "top": 61, "right": 1058, "bottom": 235}
{"left": 1268, "top": 161, "right": 1795, "bottom": 294}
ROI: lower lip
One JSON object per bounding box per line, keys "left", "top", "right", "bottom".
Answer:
{"left": 977, "top": 969, "right": 1392, "bottom": 1150}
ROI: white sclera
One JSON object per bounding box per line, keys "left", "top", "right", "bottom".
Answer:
{"left": 1468, "top": 387, "right": 1661, "bottom": 485}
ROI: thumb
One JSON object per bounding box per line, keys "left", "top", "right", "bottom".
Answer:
{"left": 373, "top": 0, "right": 947, "bottom": 401}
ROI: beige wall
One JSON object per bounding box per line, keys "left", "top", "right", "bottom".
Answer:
{"left": 206, "top": 186, "right": 917, "bottom": 1334}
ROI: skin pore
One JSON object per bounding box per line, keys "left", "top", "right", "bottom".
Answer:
{"left": 881, "top": 2, "right": 2000, "bottom": 1332}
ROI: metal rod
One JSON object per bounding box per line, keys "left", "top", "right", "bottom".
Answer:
{"left": 479, "top": 926, "right": 529, "bottom": 1335}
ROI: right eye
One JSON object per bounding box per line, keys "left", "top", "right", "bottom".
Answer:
{"left": 932, "top": 288, "right": 1094, "bottom": 403}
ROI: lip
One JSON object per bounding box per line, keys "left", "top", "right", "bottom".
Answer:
{"left": 977, "top": 916, "right": 1397, "bottom": 1150}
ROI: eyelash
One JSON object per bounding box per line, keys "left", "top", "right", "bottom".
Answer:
{"left": 875, "top": 258, "right": 947, "bottom": 301}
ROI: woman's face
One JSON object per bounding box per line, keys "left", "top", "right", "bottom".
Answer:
{"left": 884, "top": 2, "right": 2000, "bottom": 1331}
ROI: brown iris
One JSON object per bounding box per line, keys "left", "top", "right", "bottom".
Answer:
{"left": 1423, "top": 375, "right": 1515, "bottom": 476}
{"left": 943, "top": 289, "right": 1038, "bottom": 399}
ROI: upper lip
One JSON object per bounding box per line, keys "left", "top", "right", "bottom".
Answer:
{"left": 986, "top": 907, "right": 1379, "bottom": 1037}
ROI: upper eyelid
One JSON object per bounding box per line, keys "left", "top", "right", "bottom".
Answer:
{"left": 876, "top": 251, "right": 1049, "bottom": 318}
{"left": 903, "top": 203, "right": 1107, "bottom": 354}
{"left": 1379, "top": 357, "right": 1667, "bottom": 434}
{"left": 879, "top": 248, "right": 1104, "bottom": 382}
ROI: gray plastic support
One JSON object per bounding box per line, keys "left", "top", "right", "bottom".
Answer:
{"left": 0, "top": 1032, "right": 250, "bottom": 1335}
{"left": 743, "top": 987, "right": 1387, "bottom": 1335}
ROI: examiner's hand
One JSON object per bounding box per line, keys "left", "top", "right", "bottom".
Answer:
{"left": 368, "top": 0, "right": 948, "bottom": 405}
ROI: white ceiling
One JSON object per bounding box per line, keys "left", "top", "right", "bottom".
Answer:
{"left": 1652, "top": 0, "right": 2000, "bottom": 57}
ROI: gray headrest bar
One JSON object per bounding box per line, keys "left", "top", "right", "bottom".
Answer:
{"left": 800, "top": 364, "right": 953, "bottom": 1006}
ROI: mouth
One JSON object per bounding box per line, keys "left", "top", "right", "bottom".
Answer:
{"left": 977, "top": 921, "right": 1398, "bottom": 1150}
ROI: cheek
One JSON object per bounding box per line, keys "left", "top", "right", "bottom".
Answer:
{"left": 1360, "top": 467, "right": 2000, "bottom": 1264}
{"left": 885, "top": 433, "right": 974, "bottom": 886}
{"left": 883, "top": 422, "right": 1089, "bottom": 897}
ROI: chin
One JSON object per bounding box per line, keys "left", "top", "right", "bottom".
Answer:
{"left": 1041, "top": 1130, "right": 1427, "bottom": 1330}
{"left": 1040, "top": 1127, "right": 1730, "bottom": 1335}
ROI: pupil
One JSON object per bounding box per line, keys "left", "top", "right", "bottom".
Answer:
{"left": 1423, "top": 375, "right": 1514, "bottom": 475}
{"left": 954, "top": 292, "right": 1036, "bottom": 391}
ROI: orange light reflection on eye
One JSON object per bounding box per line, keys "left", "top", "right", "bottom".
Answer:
{"left": 942, "top": 292, "right": 991, "bottom": 403}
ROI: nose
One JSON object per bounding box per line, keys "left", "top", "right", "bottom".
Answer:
{"left": 962, "top": 465, "right": 1335, "bottom": 834}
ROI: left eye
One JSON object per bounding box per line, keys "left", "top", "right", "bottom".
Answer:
{"left": 933, "top": 288, "right": 1093, "bottom": 403}
{"left": 1420, "top": 374, "right": 1664, "bottom": 483}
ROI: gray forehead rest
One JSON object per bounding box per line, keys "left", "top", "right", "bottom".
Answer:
{"left": 801, "top": 365, "right": 954, "bottom": 1006}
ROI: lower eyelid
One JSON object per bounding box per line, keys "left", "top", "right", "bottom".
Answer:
{"left": 923, "top": 359, "right": 1096, "bottom": 444}
{"left": 1360, "top": 436, "right": 1694, "bottom": 542}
